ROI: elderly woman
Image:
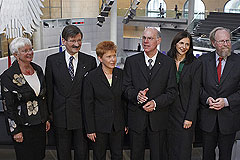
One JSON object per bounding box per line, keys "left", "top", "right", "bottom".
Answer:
{"left": 83, "top": 41, "right": 127, "bottom": 160}
{"left": 0, "top": 37, "right": 50, "bottom": 160}
{"left": 167, "top": 31, "right": 202, "bottom": 160}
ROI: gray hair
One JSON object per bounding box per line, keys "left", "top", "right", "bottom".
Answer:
{"left": 144, "top": 27, "right": 161, "bottom": 38}
{"left": 10, "top": 37, "right": 32, "bottom": 54}
{"left": 209, "top": 27, "right": 231, "bottom": 42}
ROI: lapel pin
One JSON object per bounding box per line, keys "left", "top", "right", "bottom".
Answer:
{"left": 83, "top": 66, "right": 86, "bottom": 69}
{"left": 159, "top": 62, "right": 161, "bottom": 65}
{"left": 84, "top": 72, "right": 88, "bottom": 77}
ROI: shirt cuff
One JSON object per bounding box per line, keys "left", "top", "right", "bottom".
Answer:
{"left": 152, "top": 100, "right": 156, "bottom": 110}
{"left": 224, "top": 98, "right": 229, "bottom": 107}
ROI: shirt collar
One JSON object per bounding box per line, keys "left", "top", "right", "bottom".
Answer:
{"left": 215, "top": 52, "right": 227, "bottom": 62}
{"left": 144, "top": 51, "right": 158, "bottom": 64}
{"left": 65, "top": 50, "right": 78, "bottom": 61}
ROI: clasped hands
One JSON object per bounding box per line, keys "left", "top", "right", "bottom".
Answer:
{"left": 137, "top": 88, "right": 155, "bottom": 112}
{"left": 208, "top": 97, "right": 225, "bottom": 110}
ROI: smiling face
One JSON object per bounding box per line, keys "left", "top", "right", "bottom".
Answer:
{"left": 98, "top": 50, "right": 117, "bottom": 71}
{"left": 176, "top": 37, "right": 190, "bottom": 57}
{"left": 142, "top": 28, "right": 161, "bottom": 57}
{"left": 15, "top": 45, "right": 34, "bottom": 63}
{"left": 62, "top": 33, "right": 82, "bottom": 55}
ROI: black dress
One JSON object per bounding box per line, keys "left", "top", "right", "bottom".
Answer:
{"left": 1, "top": 61, "right": 49, "bottom": 160}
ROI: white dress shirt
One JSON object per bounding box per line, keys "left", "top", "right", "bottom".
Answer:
{"left": 65, "top": 50, "right": 78, "bottom": 75}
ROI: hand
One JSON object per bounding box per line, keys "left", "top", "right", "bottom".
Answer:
{"left": 143, "top": 100, "right": 155, "bottom": 112}
{"left": 13, "top": 132, "right": 23, "bottom": 143}
{"left": 210, "top": 98, "right": 225, "bottom": 110}
{"left": 207, "top": 97, "right": 216, "bottom": 107}
{"left": 46, "top": 121, "right": 50, "bottom": 132}
{"left": 87, "top": 133, "right": 97, "bottom": 142}
{"left": 183, "top": 120, "right": 192, "bottom": 129}
{"left": 125, "top": 127, "right": 129, "bottom": 134}
{"left": 137, "top": 88, "right": 149, "bottom": 104}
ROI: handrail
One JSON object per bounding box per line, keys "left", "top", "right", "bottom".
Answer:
{"left": 184, "top": 12, "right": 203, "bottom": 31}
{"left": 231, "top": 26, "right": 240, "bottom": 34}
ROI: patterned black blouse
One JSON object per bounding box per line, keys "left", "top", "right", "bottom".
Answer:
{"left": 0, "top": 61, "right": 49, "bottom": 135}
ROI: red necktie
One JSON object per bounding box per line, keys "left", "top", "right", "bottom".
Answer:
{"left": 217, "top": 57, "right": 223, "bottom": 83}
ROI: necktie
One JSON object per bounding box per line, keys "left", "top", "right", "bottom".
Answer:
{"left": 217, "top": 57, "right": 223, "bottom": 83}
{"left": 148, "top": 59, "right": 153, "bottom": 70}
{"left": 68, "top": 56, "right": 74, "bottom": 80}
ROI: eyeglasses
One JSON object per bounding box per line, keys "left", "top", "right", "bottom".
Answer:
{"left": 215, "top": 39, "right": 231, "bottom": 45}
{"left": 67, "top": 39, "right": 82, "bottom": 44}
{"left": 20, "top": 48, "right": 33, "bottom": 53}
{"left": 142, "top": 36, "right": 155, "bottom": 41}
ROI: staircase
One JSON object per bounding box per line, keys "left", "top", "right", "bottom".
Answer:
{"left": 192, "top": 12, "right": 240, "bottom": 50}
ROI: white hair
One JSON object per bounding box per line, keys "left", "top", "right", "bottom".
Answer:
{"left": 10, "top": 37, "right": 32, "bottom": 54}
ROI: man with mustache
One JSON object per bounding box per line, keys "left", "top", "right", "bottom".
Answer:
{"left": 45, "top": 25, "right": 97, "bottom": 160}
{"left": 199, "top": 27, "right": 240, "bottom": 160}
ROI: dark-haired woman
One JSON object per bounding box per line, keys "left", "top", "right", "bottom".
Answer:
{"left": 167, "top": 31, "right": 202, "bottom": 160}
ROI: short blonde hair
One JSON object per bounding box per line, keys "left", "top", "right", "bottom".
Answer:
{"left": 96, "top": 41, "right": 117, "bottom": 58}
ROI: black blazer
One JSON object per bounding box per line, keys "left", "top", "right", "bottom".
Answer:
{"left": 45, "top": 51, "right": 97, "bottom": 130}
{"left": 169, "top": 58, "right": 202, "bottom": 130}
{"left": 1, "top": 61, "right": 49, "bottom": 135}
{"left": 83, "top": 65, "right": 126, "bottom": 134}
{"left": 199, "top": 51, "right": 240, "bottom": 134}
{"left": 123, "top": 51, "right": 177, "bottom": 133}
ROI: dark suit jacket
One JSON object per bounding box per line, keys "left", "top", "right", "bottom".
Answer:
{"left": 123, "top": 51, "right": 177, "bottom": 133}
{"left": 199, "top": 51, "right": 240, "bottom": 134}
{"left": 45, "top": 51, "right": 97, "bottom": 130}
{"left": 82, "top": 65, "right": 126, "bottom": 134}
{"left": 1, "top": 61, "right": 49, "bottom": 135}
{"left": 169, "top": 58, "right": 202, "bottom": 130}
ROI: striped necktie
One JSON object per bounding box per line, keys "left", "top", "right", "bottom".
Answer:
{"left": 68, "top": 56, "right": 74, "bottom": 81}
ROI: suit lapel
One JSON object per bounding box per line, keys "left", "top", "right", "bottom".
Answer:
{"left": 111, "top": 68, "right": 120, "bottom": 89}
{"left": 150, "top": 51, "right": 163, "bottom": 81}
{"left": 220, "top": 53, "right": 235, "bottom": 84}
{"left": 72, "top": 52, "right": 89, "bottom": 85}
{"left": 137, "top": 52, "right": 149, "bottom": 81}
{"left": 57, "top": 51, "right": 73, "bottom": 82}
{"left": 208, "top": 52, "right": 218, "bottom": 84}
{"left": 97, "top": 65, "right": 110, "bottom": 88}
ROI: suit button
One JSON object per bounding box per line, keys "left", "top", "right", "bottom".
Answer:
{"left": 216, "top": 84, "right": 219, "bottom": 87}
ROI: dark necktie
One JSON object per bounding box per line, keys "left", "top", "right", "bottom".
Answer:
{"left": 148, "top": 59, "right": 153, "bottom": 70}
{"left": 217, "top": 57, "right": 223, "bottom": 83}
{"left": 68, "top": 56, "right": 74, "bottom": 81}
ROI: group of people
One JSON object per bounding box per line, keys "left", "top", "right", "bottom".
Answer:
{"left": 1, "top": 24, "right": 240, "bottom": 160}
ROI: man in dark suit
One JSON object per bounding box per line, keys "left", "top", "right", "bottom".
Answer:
{"left": 199, "top": 27, "right": 240, "bottom": 160}
{"left": 123, "top": 27, "right": 177, "bottom": 160}
{"left": 45, "top": 25, "right": 97, "bottom": 160}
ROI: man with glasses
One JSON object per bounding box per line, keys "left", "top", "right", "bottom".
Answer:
{"left": 199, "top": 27, "right": 240, "bottom": 160}
{"left": 45, "top": 25, "right": 97, "bottom": 160}
{"left": 123, "top": 27, "right": 177, "bottom": 160}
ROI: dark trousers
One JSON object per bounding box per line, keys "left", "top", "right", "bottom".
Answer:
{"left": 13, "top": 123, "right": 46, "bottom": 160}
{"left": 168, "top": 128, "right": 194, "bottom": 160}
{"left": 129, "top": 118, "right": 167, "bottom": 160}
{"left": 92, "top": 130, "right": 124, "bottom": 160}
{"left": 202, "top": 122, "right": 236, "bottom": 160}
{"left": 54, "top": 126, "right": 88, "bottom": 160}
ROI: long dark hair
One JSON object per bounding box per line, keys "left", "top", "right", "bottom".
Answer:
{"left": 167, "top": 31, "right": 194, "bottom": 64}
